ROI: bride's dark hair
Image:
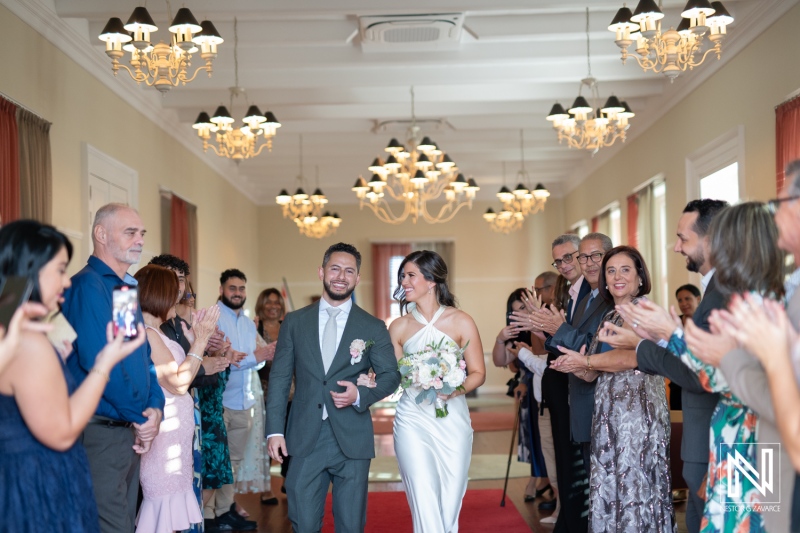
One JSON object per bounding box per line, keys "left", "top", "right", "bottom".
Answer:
{"left": 393, "top": 250, "right": 457, "bottom": 314}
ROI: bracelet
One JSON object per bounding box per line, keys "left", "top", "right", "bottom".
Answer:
{"left": 187, "top": 352, "right": 203, "bottom": 363}
{"left": 90, "top": 367, "right": 110, "bottom": 382}
{"left": 496, "top": 338, "right": 506, "bottom": 345}
{"left": 586, "top": 356, "right": 593, "bottom": 372}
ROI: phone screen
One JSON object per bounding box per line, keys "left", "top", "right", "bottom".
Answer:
{"left": 0, "top": 276, "right": 34, "bottom": 330}
{"left": 112, "top": 285, "right": 140, "bottom": 340}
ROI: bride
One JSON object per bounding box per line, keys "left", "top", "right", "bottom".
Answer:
{"left": 360, "top": 250, "right": 485, "bottom": 533}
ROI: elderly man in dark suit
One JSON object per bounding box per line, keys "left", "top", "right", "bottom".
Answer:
{"left": 544, "top": 233, "right": 614, "bottom": 475}
{"left": 266, "top": 243, "right": 400, "bottom": 533}
{"left": 582, "top": 199, "right": 727, "bottom": 533}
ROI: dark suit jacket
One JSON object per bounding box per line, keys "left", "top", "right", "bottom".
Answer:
{"left": 636, "top": 274, "right": 725, "bottom": 464}
{"left": 265, "top": 301, "right": 400, "bottom": 459}
{"left": 546, "top": 290, "right": 614, "bottom": 443}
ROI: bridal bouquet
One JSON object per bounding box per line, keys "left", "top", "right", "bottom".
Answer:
{"left": 398, "top": 338, "right": 468, "bottom": 418}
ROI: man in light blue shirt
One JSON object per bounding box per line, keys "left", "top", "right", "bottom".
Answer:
{"left": 210, "top": 268, "right": 270, "bottom": 527}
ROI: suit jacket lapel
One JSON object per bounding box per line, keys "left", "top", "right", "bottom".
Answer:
{"left": 308, "top": 301, "right": 326, "bottom": 377}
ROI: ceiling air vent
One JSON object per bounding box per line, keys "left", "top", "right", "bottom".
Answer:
{"left": 359, "top": 13, "right": 464, "bottom": 52}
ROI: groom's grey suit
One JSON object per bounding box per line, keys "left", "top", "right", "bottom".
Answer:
{"left": 266, "top": 300, "right": 400, "bottom": 533}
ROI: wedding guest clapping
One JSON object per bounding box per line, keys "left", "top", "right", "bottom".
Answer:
{"left": 620, "top": 202, "right": 784, "bottom": 532}
{"left": 0, "top": 220, "right": 146, "bottom": 532}
{"left": 552, "top": 246, "right": 674, "bottom": 532}
{"left": 134, "top": 264, "right": 220, "bottom": 533}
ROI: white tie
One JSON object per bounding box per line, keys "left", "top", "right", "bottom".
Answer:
{"left": 321, "top": 307, "right": 341, "bottom": 419}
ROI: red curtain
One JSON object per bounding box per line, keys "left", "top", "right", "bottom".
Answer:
{"left": 776, "top": 97, "right": 800, "bottom": 194}
{"left": 169, "top": 195, "right": 190, "bottom": 262}
{"left": 0, "top": 98, "right": 20, "bottom": 224}
{"left": 372, "top": 243, "right": 411, "bottom": 322}
{"left": 627, "top": 193, "right": 638, "bottom": 249}
{"left": 591, "top": 216, "right": 599, "bottom": 233}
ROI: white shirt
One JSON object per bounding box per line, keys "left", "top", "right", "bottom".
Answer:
{"left": 569, "top": 276, "right": 585, "bottom": 318}
{"left": 319, "top": 297, "right": 352, "bottom": 353}
{"left": 516, "top": 347, "right": 547, "bottom": 403}
{"left": 701, "top": 268, "right": 716, "bottom": 294}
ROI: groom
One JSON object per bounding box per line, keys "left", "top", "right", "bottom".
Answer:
{"left": 266, "top": 242, "right": 401, "bottom": 533}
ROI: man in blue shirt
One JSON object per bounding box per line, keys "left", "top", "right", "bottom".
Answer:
{"left": 205, "top": 268, "right": 269, "bottom": 529}
{"left": 62, "top": 203, "right": 164, "bottom": 533}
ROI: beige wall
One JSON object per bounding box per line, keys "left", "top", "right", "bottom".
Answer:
{"left": 0, "top": 4, "right": 261, "bottom": 309}
{"left": 563, "top": 3, "right": 800, "bottom": 295}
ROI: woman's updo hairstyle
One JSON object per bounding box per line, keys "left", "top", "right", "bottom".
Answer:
{"left": 393, "top": 250, "right": 457, "bottom": 313}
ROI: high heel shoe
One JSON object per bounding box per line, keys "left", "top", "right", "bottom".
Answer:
{"left": 535, "top": 483, "right": 552, "bottom": 498}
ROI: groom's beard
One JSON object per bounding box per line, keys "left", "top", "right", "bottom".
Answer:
{"left": 221, "top": 294, "right": 246, "bottom": 310}
{"left": 323, "top": 279, "right": 355, "bottom": 301}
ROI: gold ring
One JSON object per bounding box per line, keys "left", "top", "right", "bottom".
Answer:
{"left": 540, "top": 323, "right": 544, "bottom": 328}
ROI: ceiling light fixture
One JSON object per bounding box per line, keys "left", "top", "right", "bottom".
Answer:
{"left": 192, "top": 18, "right": 280, "bottom": 160}
{"left": 98, "top": 3, "right": 223, "bottom": 93}
{"left": 352, "top": 87, "right": 479, "bottom": 224}
{"left": 484, "top": 131, "right": 549, "bottom": 234}
{"left": 275, "top": 136, "right": 342, "bottom": 239}
{"left": 547, "top": 8, "right": 634, "bottom": 152}
{"left": 609, "top": 0, "right": 734, "bottom": 81}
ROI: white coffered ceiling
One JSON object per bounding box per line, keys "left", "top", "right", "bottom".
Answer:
{"left": 22, "top": 0, "right": 796, "bottom": 204}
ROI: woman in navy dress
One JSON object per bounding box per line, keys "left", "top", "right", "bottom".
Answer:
{"left": 0, "top": 220, "right": 145, "bottom": 532}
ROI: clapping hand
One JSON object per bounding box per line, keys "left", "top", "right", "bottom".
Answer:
{"left": 597, "top": 321, "right": 640, "bottom": 350}
{"left": 616, "top": 299, "right": 680, "bottom": 343}
{"left": 226, "top": 348, "right": 246, "bottom": 367}
{"left": 683, "top": 315, "right": 737, "bottom": 368}
{"left": 531, "top": 305, "right": 566, "bottom": 335}
{"left": 201, "top": 355, "right": 229, "bottom": 376}
{"left": 521, "top": 288, "right": 543, "bottom": 313}
{"left": 187, "top": 305, "right": 221, "bottom": 352}
{"left": 715, "top": 294, "right": 797, "bottom": 370}
{"left": 551, "top": 344, "right": 587, "bottom": 374}
{"left": 206, "top": 327, "right": 225, "bottom": 355}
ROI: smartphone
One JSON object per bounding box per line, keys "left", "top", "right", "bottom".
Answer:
{"left": 0, "top": 276, "right": 34, "bottom": 330}
{"left": 505, "top": 312, "right": 532, "bottom": 347}
{"left": 112, "top": 285, "right": 140, "bottom": 341}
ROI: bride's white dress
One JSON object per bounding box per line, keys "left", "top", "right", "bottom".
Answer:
{"left": 394, "top": 305, "right": 474, "bottom": 533}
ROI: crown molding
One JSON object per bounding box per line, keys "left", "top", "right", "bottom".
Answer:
{"left": 561, "top": 0, "right": 799, "bottom": 196}
{"left": 1, "top": 0, "right": 266, "bottom": 204}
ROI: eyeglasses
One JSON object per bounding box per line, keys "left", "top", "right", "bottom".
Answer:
{"left": 551, "top": 253, "right": 576, "bottom": 268}
{"left": 534, "top": 284, "right": 554, "bottom": 292}
{"left": 183, "top": 293, "right": 196, "bottom": 299}
{"left": 767, "top": 195, "right": 800, "bottom": 215}
{"left": 577, "top": 251, "right": 605, "bottom": 264}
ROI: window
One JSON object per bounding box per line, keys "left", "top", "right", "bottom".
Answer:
{"left": 700, "top": 162, "right": 739, "bottom": 204}
{"left": 594, "top": 203, "right": 621, "bottom": 245}
{"left": 686, "top": 126, "right": 744, "bottom": 204}
{"left": 571, "top": 221, "right": 589, "bottom": 238}
{"left": 632, "top": 177, "right": 668, "bottom": 307}
{"left": 388, "top": 254, "right": 405, "bottom": 320}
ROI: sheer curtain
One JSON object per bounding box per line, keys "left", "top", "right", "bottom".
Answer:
{"left": 411, "top": 241, "right": 455, "bottom": 289}
{"left": 626, "top": 193, "right": 638, "bottom": 248}
{"left": 0, "top": 98, "right": 20, "bottom": 224}
{"left": 372, "top": 243, "right": 411, "bottom": 322}
{"left": 776, "top": 95, "right": 800, "bottom": 194}
{"left": 635, "top": 183, "right": 665, "bottom": 306}
{"left": 17, "top": 108, "right": 52, "bottom": 222}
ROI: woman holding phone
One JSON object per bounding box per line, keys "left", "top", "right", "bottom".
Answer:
{"left": 0, "top": 220, "right": 146, "bottom": 532}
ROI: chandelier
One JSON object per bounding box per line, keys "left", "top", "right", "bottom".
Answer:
{"left": 98, "top": 4, "right": 223, "bottom": 93}
{"left": 352, "top": 88, "right": 479, "bottom": 225}
{"left": 275, "top": 136, "right": 342, "bottom": 239}
{"left": 609, "top": 0, "right": 734, "bottom": 81}
{"left": 547, "top": 8, "right": 635, "bottom": 152}
{"left": 192, "top": 19, "right": 280, "bottom": 160}
{"left": 484, "top": 133, "right": 549, "bottom": 234}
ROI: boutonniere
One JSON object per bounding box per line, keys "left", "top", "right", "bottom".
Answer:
{"left": 350, "top": 339, "right": 374, "bottom": 365}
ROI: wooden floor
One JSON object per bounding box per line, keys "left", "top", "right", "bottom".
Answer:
{"left": 233, "top": 394, "right": 686, "bottom": 533}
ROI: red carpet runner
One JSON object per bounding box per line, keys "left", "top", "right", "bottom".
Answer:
{"left": 322, "top": 489, "right": 530, "bottom": 533}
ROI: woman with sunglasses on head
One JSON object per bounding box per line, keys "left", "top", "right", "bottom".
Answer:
{"left": 0, "top": 220, "right": 146, "bottom": 532}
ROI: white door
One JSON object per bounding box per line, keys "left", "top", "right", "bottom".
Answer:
{"left": 84, "top": 144, "right": 138, "bottom": 260}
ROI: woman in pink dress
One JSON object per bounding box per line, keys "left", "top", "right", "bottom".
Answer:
{"left": 134, "top": 265, "right": 219, "bottom": 533}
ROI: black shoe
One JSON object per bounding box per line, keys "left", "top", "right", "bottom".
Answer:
{"left": 204, "top": 518, "right": 233, "bottom": 532}
{"left": 538, "top": 499, "right": 557, "bottom": 511}
{"left": 281, "top": 484, "right": 286, "bottom": 494}
{"left": 535, "top": 483, "right": 552, "bottom": 498}
{"left": 217, "top": 510, "right": 257, "bottom": 531}
{"left": 261, "top": 495, "right": 279, "bottom": 505}
{"left": 524, "top": 494, "right": 536, "bottom": 502}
